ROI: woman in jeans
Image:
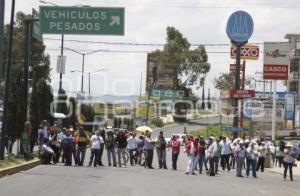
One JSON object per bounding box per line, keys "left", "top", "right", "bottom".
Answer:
{"left": 283, "top": 142, "right": 295, "bottom": 181}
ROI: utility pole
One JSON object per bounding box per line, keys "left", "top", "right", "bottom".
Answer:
{"left": 88, "top": 72, "right": 90, "bottom": 95}
{"left": 0, "top": 0, "right": 16, "bottom": 160}
{"left": 0, "top": 0, "right": 4, "bottom": 80}
{"left": 81, "top": 54, "right": 85, "bottom": 92}
{"left": 58, "top": 34, "right": 64, "bottom": 93}
{"left": 139, "top": 72, "right": 142, "bottom": 97}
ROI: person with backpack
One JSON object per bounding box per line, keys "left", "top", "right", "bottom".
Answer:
{"left": 106, "top": 131, "right": 117, "bottom": 167}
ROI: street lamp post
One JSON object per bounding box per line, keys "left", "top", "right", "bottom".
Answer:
{"left": 70, "top": 69, "right": 108, "bottom": 95}
{"left": 65, "top": 47, "right": 102, "bottom": 93}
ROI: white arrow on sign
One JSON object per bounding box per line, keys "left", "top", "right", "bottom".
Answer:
{"left": 110, "top": 16, "right": 120, "bottom": 26}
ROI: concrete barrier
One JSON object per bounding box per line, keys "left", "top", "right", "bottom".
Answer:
{"left": 0, "top": 159, "right": 40, "bottom": 178}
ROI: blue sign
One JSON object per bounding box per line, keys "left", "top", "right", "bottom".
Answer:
{"left": 222, "top": 127, "right": 248, "bottom": 132}
{"left": 226, "top": 11, "right": 254, "bottom": 44}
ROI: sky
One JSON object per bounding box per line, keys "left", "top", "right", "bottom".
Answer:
{"left": 3, "top": 0, "right": 300, "bottom": 98}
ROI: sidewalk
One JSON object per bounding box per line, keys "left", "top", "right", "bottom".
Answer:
{"left": 266, "top": 161, "right": 300, "bottom": 177}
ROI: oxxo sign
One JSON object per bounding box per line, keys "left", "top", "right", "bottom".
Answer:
{"left": 231, "top": 45, "right": 259, "bottom": 60}
{"left": 40, "top": 6, "right": 125, "bottom": 35}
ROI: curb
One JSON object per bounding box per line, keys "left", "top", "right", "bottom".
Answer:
{"left": 0, "top": 159, "right": 41, "bottom": 178}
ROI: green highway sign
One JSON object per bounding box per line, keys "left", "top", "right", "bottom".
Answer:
{"left": 39, "top": 6, "right": 125, "bottom": 35}
{"left": 151, "top": 89, "right": 185, "bottom": 100}
{"left": 32, "top": 9, "right": 43, "bottom": 41}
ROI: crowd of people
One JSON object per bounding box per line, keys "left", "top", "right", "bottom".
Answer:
{"left": 17, "top": 120, "right": 297, "bottom": 182}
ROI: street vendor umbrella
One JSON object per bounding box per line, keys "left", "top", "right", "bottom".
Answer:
{"left": 136, "top": 126, "right": 153, "bottom": 134}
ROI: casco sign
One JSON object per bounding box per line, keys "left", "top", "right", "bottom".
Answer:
{"left": 263, "top": 64, "right": 288, "bottom": 80}
{"left": 231, "top": 45, "right": 259, "bottom": 60}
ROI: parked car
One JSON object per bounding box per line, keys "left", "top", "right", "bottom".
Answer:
{"left": 293, "top": 145, "right": 300, "bottom": 161}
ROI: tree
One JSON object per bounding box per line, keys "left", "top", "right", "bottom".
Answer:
{"left": 214, "top": 72, "right": 235, "bottom": 90}
{"left": 151, "top": 27, "right": 211, "bottom": 90}
{"left": 79, "top": 104, "right": 94, "bottom": 131}
{"left": 1, "top": 12, "right": 52, "bottom": 139}
{"left": 68, "top": 97, "right": 77, "bottom": 128}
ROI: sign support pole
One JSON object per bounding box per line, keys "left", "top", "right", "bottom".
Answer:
{"left": 233, "top": 44, "right": 241, "bottom": 138}
{"left": 240, "top": 60, "right": 246, "bottom": 137}
{"left": 0, "top": 0, "right": 5, "bottom": 160}
{"left": 272, "top": 80, "right": 277, "bottom": 141}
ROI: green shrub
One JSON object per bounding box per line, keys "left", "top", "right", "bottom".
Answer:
{"left": 151, "top": 117, "right": 164, "bottom": 127}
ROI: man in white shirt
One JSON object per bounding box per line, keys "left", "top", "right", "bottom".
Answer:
{"left": 41, "top": 138, "right": 55, "bottom": 164}
{"left": 127, "top": 133, "right": 138, "bottom": 166}
{"left": 207, "top": 137, "right": 217, "bottom": 176}
{"left": 219, "top": 137, "right": 232, "bottom": 171}
{"left": 88, "top": 131, "right": 103, "bottom": 167}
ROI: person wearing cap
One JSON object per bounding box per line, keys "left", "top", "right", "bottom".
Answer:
{"left": 235, "top": 140, "right": 246, "bottom": 177}
{"left": 185, "top": 137, "right": 199, "bottom": 175}
{"left": 246, "top": 142, "right": 258, "bottom": 178}
{"left": 220, "top": 136, "right": 231, "bottom": 172}
{"left": 256, "top": 143, "right": 267, "bottom": 172}
{"left": 206, "top": 137, "right": 217, "bottom": 176}
{"left": 155, "top": 131, "right": 168, "bottom": 169}
{"left": 283, "top": 142, "right": 295, "bottom": 181}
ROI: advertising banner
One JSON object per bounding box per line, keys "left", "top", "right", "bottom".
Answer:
{"left": 263, "top": 42, "right": 291, "bottom": 80}
{"left": 230, "top": 45, "right": 259, "bottom": 60}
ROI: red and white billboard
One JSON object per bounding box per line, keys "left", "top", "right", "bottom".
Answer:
{"left": 231, "top": 45, "right": 259, "bottom": 60}
{"left": 220, "top": 89, "right": 255, "bottom": 99}
{"left": 263, "top": 64, "right": 288, "bottom": 80}
{"left": 263, "top": 42, "right": 291, "bottom": 80}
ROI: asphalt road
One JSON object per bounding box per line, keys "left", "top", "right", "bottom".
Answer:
{"left": 0, "top": 148, "right": 298, "bottom": 196}
{"left": 152, "top": 116, "right": 232, "bottom": 138}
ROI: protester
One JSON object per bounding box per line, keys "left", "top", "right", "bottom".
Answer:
{"left": 116, "top": 131, "right": 128, "bottom": 167}
{"left": 246, "top": 142, "right": 258, "bottom": 178}
{"left": 170, "top": 135, "right": 180, "bottom": 170}
{"left": 220, "top": 136, "right": 231, "bottom": 172}
{"left": 76, "top": 127, "right": 88, "bottom": 166}
{"left": 283, "top": 142, "right": 295, "bottom": 181}
{"left": 49, "top": 126, "right": 60, "bottom": 164}
{"left": 155, "top": 131, "right": 167, "bottom": 169}
{"left": 88, "top": 131, "right": 102, "bottom": 167}
{"left": 207, "top": 137, "right": 217, "bottom": 176}
{"left": 137, "top": 135, "right": 145, "bottom": 166}
{"left": 98, "top": 128, "right": 106, "bottom": 166}
{"left": 235, "top": 140, "right": 246, "bottom": 177}
{"left": 144, "top": 131, "right": 155, "bottom": 169}
{"left": 230, "top": 142, "right": 237, "bottom": 169}
{"left": 257, "top": 142, "right": 267, "bottom": 172}
{"left": 40, "top": 138, "right": 55, "bottom": 165}
{"left": 21, "top": 121, "right": 32, "bottom": 160}
{"left": 70, "top": 128, "right": 79, "bottom": 165}
{"left": 185, "top": 136, "right": 199, "bottom": 175}
{"left": 198, "top": 136, "right": 208, "bottom": 174}
{"left": 106, "top": 131, "right": 117, "bottom": 167}
{"left": 62, "top": 129, "right": 74, "bottom": 166}
{"left": 38, "top": 120, "right": 49, "bottom": 155}
{"left": 214, "top": 138, "right": 221, "bottom": 174}
{"left": 127, "top": 132, "right": 138, "bottom": 166}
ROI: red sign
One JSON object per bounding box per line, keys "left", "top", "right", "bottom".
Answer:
{"left": 220, "top": 89, "right": 255, "bottom": 99}
{"left": 231, "top": 45, "right": 259, "bottom": 60}
{"left": 263, "top": 64, "right": 288, "bottom": 80}
{"left": 230, "top": 64, "right": 245, "bottom": 72}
